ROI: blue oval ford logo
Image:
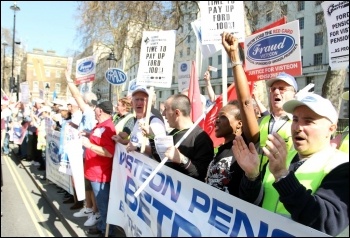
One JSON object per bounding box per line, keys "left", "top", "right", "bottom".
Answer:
{"left": 180, "top": 63, "right": 188, "bottom": 72}
{"left": 78, "top": 60, "right": 95, "bottom": 74}
{"left": 247, "top": 34, "right": 295, "bottom": 62}
{"left": 105, "top": 68, "right": 127, "bottom": 85}
{"left": 48, "top": 141, "right": 60, "bottom": 165}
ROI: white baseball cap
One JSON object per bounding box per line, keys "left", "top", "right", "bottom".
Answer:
{"left": 59, "top": 104, "right": 69, "bottom": 111}
{"left": 266, "top": 72, "right": 298, "bottom": 92}
{"left": 67, "top": 97, "right": 78, "bottom": 106}
{"left": 132, "top": 85, "right": 149, "bottom": 96}
{"left": 52, "top": 98, "right": 65, "bottom": 106}
{"left": 342, "top": 91, "right": 349, "bottom": 101}
{"left": 34, "top": 98, "right": 45, "bottom": 104}
{"left": 283, "top": 93, "right": 338, "bottom": 124}
{"left": 1, "top": 100, "right": 9, "bottom": 105}
{"left": 38, "top": 106, "right": 51, "bottom": 114}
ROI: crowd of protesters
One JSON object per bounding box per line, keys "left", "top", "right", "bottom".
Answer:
{"left": 1, "top": 34, "right": 349, "bottom": 237}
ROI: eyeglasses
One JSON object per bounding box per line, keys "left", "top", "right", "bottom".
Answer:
{"left": 269, "top": 86, "right": 294, "bottom": 93}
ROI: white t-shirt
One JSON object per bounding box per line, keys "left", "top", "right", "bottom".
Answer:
{"left": 129, "top": 114, "right": 166, "bottom": 147}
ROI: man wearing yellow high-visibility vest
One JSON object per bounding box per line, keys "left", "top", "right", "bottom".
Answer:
{"left": 232, "top": 93, "right": 348, "bottom": 236}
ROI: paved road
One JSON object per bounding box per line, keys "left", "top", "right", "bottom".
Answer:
{"left": 1, "top": 144, "right": 126, "bottom": 237}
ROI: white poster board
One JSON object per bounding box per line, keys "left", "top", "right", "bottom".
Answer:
{"left": 177, "top": 61, "right": 191, "bottom": 92}
{"left": 200, "top": 1, "right": 245, "bottom": 45}
{"left": 244, "top": 20, "right": 302, "bottom": 81}
{"left": 136, "top": 30, "right": 176, "bottom": 88}
{"left": 322, "top": 1, "right": 349, "bottom": 70}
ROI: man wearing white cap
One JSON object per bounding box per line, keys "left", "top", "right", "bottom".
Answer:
{"left": 222, "top": 32, "right": 297, "bottom": 173}
{"left": 126, "top": 85, "right": 166, "bottom": 159}
{"left": 232, "top": 93, "right": 348, "bottom": 236}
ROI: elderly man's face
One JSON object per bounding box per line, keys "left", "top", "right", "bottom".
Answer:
{"left": 132, "top": 92, "right": 148, "bottom": 117}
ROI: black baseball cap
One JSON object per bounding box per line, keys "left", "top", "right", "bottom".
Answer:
{"left": 92, "top": 100, "right": 113, "bottom": 115}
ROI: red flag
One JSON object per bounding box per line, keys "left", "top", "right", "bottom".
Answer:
{"left": 188, "top": 60, "right": 203, "bottom": 125}
{"left": 201, "top": 17, "right": 287, "bottom": 148}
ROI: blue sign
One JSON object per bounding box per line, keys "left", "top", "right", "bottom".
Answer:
{"left": 105, "top": 68, "right": 127, "bottom": 85}
{"left": 247, "top": 34, "right": 295, "bottom": 62}
{"left": 77, "top": 60, "right": 95, "bottom": 75}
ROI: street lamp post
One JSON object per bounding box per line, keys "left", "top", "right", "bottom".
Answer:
{"left": 10, "top": 2, "right": 20, "bottom": 101}
{"left": 106, "top": 51, "right": 116, "bottom": 101}
{"left": 2, "top": 42, "right": 8, "bottom": 90}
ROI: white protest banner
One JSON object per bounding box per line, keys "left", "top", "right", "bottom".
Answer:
{"left": 136, "top": 30, "right": 176, "bottom": 88}
{"left": 107, "top": 144, "right": 329, "bottom": 237}
{"left": 58, "top": 124, "right": 80, "bottom": 175}
{"left": 245, "top": 20, "right": 302, "bottom": 81}
{"left": 191, "top": 19, "right": 221, "bottom": 58}
{"left": 65, "top": 134, "right": 85, "bottom": 201}
{"left": 75, "top": 56, "right": 96, "bottom": 85}
{"left": 46, "top": 130, "right": 73, "bottom": 194}
{"left": 39, "top": 89, "right": 44, "bottom": 100}
{"left": 200, "top": 2, "right": 245, "bottom": 45}
{"left": 322, "top": 1, "right": 349, "bottom": 70}
{"left": 20, "top": 82, "right": 30, "bottom": 104}
{"left": 177, "top": 61, "right": 191, "bottom": 92}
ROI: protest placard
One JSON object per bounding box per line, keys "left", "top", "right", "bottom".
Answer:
{"left": 244, "top": 20, "right": 302, "bottom": 81}
{"left": 321, "top": 1, "right": 349, "bottom": 70}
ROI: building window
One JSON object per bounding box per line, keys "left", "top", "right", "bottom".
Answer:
{"left": 298, "top": 17, "right": 304, "bottom": 29}
{"left": 45, "top": 69, "right": 50, "bottom": 78}
{"left": 315, "top": 12, "right": 324, "bottom": 25}
{"left": 314, "top": 32, "right": 323, "bottom": 46}
{"left": 298, "top": 1, "right": 305, "bottom": 11}
{"left": 313, "top": 53, "right": 322, "bottom": 65}
{"left": 55, "top": 83, "right": 61, "bottom": 93}
{"left": 171, "top": 89, "right": 175, "bottom": 95}
{"left": 55, "top": 70, "right": 61, "bottom": 78}
{"left": 217, "top": 69, "right": 222, "bottom": 78}
{"left": 33, "top": 81, "right": 39, "bottom": 92}
{"left": 266, "top": 12, "right": 272, "bottom": 22}
{"left": 159, "top": 91, "right": 162, "bottom": 98}
{"left": 187, "top": 35, "right": 191, "bottom": 43}
{"left": 56, "top": 60, "right": 61, "bottom": 65}
{"left": 172, "top": 76, "right": 175, "bottom": 84}
{"left": 228, "top": 67, "right": 233, "bottom": 77}
{"left": 300, "top": 36, "right": 304, "bottom": 49}
{"left": 218, "top": 55, "right": 222, "bottom": 65}
{"left": 179, "top": 50, "right": 183, "bottom": 58}
{"left": 306, "top": 76, "right": 315, "bottom": 85}
{"left": 188, "top": 23, "right": 191, "bottom": 31}
{"left": 209, "top": 57, "right": 213, "bottom": 66}
{"left": 281, "top": 5, "right": 287, "bottom": 15}
{"left": 253, "top": 2, "right": 258, "bottom": 11}
{"left": 187, "top": 47, "right": 190, "bottom": 56}
{"left": 301, "top": 56, "right": 303, "bottom": 66}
